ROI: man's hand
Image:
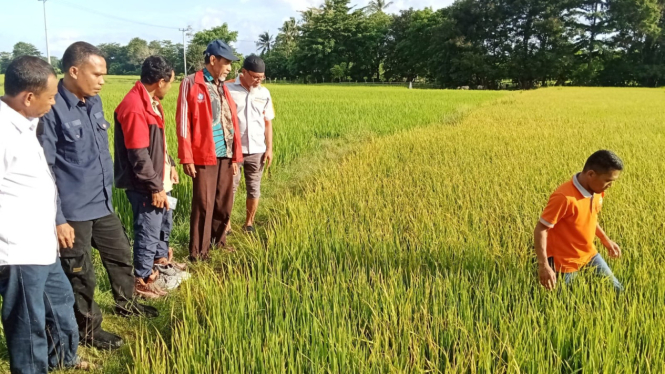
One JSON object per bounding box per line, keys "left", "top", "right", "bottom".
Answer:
{"left": 57, "top": 223, "right": 75, "bottom": 249}
{"left": 183, "top": 164, "right": 197, "bottom": 179}
{"left": 171, "top": 166, "right": 180, "bottom": 184}
{"left": 152, "top": 190, "right": 170, "bottom": 210}
{"left": 262, "top": 149, "right": 273, "bottom": 169}
{"left": 538, "top": 263, "right": 557, "bottom": 290}
{"left": 232, "top": 163, "right": 239, "bottom": 176}
{"left": 602, "top": 239, "right": 622, "bottom": 258}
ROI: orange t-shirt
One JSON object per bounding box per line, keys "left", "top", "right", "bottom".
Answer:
{"left": 539, "top": 175, "right": 604, "bottom": 273}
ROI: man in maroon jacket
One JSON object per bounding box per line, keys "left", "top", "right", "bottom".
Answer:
{"left": 176, "top": 40, "right": 243, "bottom": 261}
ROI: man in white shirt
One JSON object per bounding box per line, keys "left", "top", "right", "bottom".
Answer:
{"left": 0, "top": 56, "right": 87, "bottom": 372}
{"left": 226, "top": 55, "right": 276, "bottom": 233}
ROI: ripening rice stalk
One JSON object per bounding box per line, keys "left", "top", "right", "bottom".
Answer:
{"left": 131, "top": 87, "right": 665, "bottom": 373}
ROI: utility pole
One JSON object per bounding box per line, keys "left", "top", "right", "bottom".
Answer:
{"left": 179, "top": 27, "right": 191, "bottom": 76}
{"left": 38, "top": 0, "right": 51, "bottom": 65}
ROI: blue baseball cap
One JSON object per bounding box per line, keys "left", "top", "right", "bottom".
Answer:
{"left": 204, "top": 39, "right": 239, "bottom": 62}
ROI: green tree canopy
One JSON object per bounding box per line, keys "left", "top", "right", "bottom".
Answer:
{"left": 187, "top": 24, "right": 243, "bottom": 76}
{"left": 5, "top": 0, "right": 665, "bottom": 87}
{"left": 12, "top": 42, "right": 41, "bottom": 58}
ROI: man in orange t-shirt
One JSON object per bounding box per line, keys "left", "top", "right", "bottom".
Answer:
{"left": 534, "top": 150, "right": 624, "bottom": 291}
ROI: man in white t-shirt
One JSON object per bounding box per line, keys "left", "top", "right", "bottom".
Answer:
{"left": 0, "top": 56, "right": 89, "bottom": 372}
{"left": 226, "top": 55, "right": 276, "bottom": 233}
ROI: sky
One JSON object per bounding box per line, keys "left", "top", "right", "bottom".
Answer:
{"left": 0, "top": 0, "right": 453, "bottom": 58}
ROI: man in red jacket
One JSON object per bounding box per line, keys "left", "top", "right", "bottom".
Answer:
{"left": 176, "top": 40, "right": 243, "bottom": 261}
{"left": 115, "top": 56, "right": 190, "bottom": 298}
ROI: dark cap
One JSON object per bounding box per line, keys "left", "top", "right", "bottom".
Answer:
{"left": 204, "top": 40, "right": 239, "bottom": 62}
{"left": 242, "top": 54, "right": 265, "bottom": 74}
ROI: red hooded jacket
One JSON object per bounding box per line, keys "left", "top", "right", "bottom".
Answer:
{"left": 114, "top": 81, "right": 174, "bottom": 193}
{"left": 176, "top": 70, "right": 243, "bottom": 165}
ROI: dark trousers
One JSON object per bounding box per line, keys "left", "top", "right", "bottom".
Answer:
{"left": 0, "top": 258, "right": 79, "bottom": 374}
{"left": 126, "top": 190, "right": 173, "bottom": 279}
{"left": 189, "top": 158, "right": 234, "bottom": 260}
{"left": 61, "top": 213, "right": 135, "bottom": 338}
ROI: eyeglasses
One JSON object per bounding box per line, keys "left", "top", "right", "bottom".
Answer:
{"left": 246, "top": 72, "right": 265, "bottom": 81}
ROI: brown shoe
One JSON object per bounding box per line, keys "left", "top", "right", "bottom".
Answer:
{"left": 135, "top": 277, "right": 166, "bottom": 299}
{"left": 148, "top": 270, "right": 169, "bottom": 296}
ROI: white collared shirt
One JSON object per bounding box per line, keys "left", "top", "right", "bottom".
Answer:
{"left": 572, "top": 173, "right": 593, "bottom": 198}
{"left": 227, "top": 76, "right": 275, "bottom": 155}
{"left": 0, "top": 100, "right": 58, "bottom": 265}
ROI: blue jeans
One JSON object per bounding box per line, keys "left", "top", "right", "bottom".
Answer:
{"left": 126, "top": 190, "right": 173, "bottom": 279}
{"left": 561, "top": 254, "right": 623, "bottom": 291}
{"left": 0, "top": 258, "right": 79, "bottom": 373}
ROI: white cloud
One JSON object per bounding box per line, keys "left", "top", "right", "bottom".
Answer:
{"left": 185, "top": 6, "right": 284, "bottom": 56}
{"left": 2, "top": 0, "right": 456, "bottom": 58}
{"left": 279, "top": 0, "right": 323, "bottom": 12}
{"left": 387, "top": 0, "right": 452, "bottom": 11}
{"left": 49, "top": 30, "right": 84, "bottom": 58}
{"left": 184, "top": 0, "right": 454, "bottom": 55}
{"left": 278, "top": 0, "right": 452, "bottom": 13}
{"left": 196, "top": 8, "right": 225, "bottom": 30}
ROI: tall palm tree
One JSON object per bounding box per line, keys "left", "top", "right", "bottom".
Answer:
{"left": 300, "top": 7, "right": 321, "bottom": 22}
{"left": 276, "top": 18, "right": 299, "bottom": 57}
{"left": 367, "top": 0, "right": 393, "bottom": 13}
{"left": 255, "top": 32, "right": 274, "bottom": 55}
{"left": 279, "top": 18, "right": 298, "bottom": 45}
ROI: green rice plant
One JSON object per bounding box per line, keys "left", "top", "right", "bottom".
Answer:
{"left": 97, "top": 77, "right": 504, "bottom": 243}
{"left": 0, "top": 75, "right": 504, "bottom": 373}
{"left": 128, "top": 87, "right": 665, "bottom": 373}
{"left": 6, "top": 76, "right": 665, "bottom": 373}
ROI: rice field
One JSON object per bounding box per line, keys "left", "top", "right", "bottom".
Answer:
{"left": 2, "top": 77, "right": 665, "bottom": 373}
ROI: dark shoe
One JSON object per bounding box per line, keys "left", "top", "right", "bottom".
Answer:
{"left": 82, "top": 330, "right": 124, "bottom": 350}
{"left": 115, "top": 301, "right": 159, "bottom": 318}
{"left": 243, "top": 226, "right": 256, "bottom": 233}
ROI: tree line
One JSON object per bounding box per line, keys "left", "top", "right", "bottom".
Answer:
{"left": 3, "top": 0, "right": 665, "bottom": 88}
{"left": 262, "top": 0, "right": 665, "bottom": 88}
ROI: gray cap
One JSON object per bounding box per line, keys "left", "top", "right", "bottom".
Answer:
{"left": 204, "top": 40, "right": 239, "bottom": 62}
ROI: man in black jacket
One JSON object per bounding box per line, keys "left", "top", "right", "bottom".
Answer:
{"left": 38, "top": 41, "right": 158, "bottom": 351}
